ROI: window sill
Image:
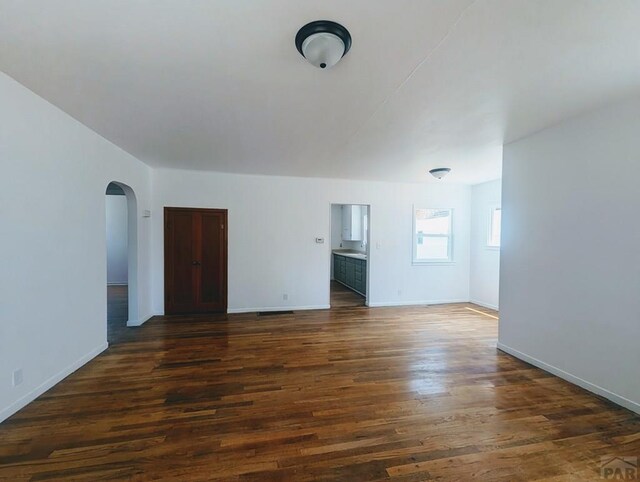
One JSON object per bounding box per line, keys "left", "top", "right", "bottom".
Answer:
{"left": 412, "top": 260, "right": 456, "bottom": 266}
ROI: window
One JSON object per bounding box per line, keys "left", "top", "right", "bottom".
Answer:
{"left": 413, "top": 208, "right": 453, "bottom": 263}
{"left": 487, "top": 206, "right": 501, "bottom": 247}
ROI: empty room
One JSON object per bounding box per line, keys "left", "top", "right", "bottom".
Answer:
{"left": 1, "top": 1, "right": 639, "bottom": 481}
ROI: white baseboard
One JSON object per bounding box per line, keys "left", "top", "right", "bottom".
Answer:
{"left": 227, "top": 305, "right": 330, "bottom": 314}
{"left": 497, "top": 342, "right": 640, "bottom": 415}
{"left": 469, "top": 299, "right": 499, "bottom": 310}
{"left": 126, "top": 313, "right": 155, "bottom": 327}
{"left": 0, "top": 342, "right": 109, "bottom": 424}
{"left": 368, "top": 298, "right": 469, "bottom": 308}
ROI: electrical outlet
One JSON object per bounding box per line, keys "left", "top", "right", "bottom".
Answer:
{"left": 12, "top": 369, "right": 23, "bottom": 387}
{"left": 283, "top": 294, "right": 288, "bottom": 301}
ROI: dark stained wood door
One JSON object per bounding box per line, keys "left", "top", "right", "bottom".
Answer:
{"left": 164, "top": 207, "right": 227, "bottom": 314}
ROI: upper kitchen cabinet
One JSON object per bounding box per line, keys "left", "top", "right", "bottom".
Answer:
{"left": 342, "top": 205, "right": 363, "bottom": 241}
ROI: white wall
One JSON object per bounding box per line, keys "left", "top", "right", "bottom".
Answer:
{"left": 0, "top": 73, "right": 153, "bottom": 422}
{"left": 500, "top": 96, "right": 640, "bottom": 414}
{"left": 152, "top": 169, "right": 471, "bottom": 312}
{"left": 106, "top": 195, "right": 128, "bottom": 284}
{"left": 330, "top": 204, "right": 344, "bottom": 252}
{"left": 469, "top": 179, "right": 501, "bottom": 309}
{"left": 330, "top": 204, "right": 341, "bottom": 280}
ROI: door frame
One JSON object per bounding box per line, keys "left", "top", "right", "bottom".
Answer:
{"left": 164, "top": 207, "right": 228, "bottom": 314}
{"left": 328, "top": 203, "right": 371, "bottom": 307}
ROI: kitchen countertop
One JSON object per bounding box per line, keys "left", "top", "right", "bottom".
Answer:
{"left": 332, "top": 250, "right": 367, "bottom": 260}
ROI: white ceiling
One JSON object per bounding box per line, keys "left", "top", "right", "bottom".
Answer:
{"left": 1, "top": 1, "right": 640, "bottom": 184}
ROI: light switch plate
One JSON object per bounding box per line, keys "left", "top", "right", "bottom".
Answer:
{"left": 13, "top": 368, "right": 23, "bottom": 387}
{"left": 315, "top": 237, "right": 325, "bottom": 244}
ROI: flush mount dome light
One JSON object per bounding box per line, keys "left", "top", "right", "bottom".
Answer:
{"left": 429, "top": 168, "right": 451, "bottom": 180}
{"left": 295, "top": 20, "right": 352, "bottom": 69}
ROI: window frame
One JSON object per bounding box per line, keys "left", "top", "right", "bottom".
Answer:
{"left": 486, "top": 204, "right": 501, "bottom": 249}
{"left": 412, "top": 207, "right": 454, "bottom": 265}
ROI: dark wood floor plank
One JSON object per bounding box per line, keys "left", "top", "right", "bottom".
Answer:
{"left": 0, "top": 297, "right": 638, "bottom": 481}
{"left": 107, "top": 285, "right": 129, "bottom": 345}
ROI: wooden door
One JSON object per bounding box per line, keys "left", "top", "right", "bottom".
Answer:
{"left": 164, "top": 207, "right": 228, "bottom": 314}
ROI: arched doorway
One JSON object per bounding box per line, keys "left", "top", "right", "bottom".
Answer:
{"left": 105, "top": 181, "right": 138, "bottom": 343}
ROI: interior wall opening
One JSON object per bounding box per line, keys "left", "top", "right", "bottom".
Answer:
{"left": 105, "top": 181, "right": 138, "bottom": 344}
{"left": 329, "top": 203, "right": 370, "bottom": 308}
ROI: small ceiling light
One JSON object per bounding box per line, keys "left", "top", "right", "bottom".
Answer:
{"left": 295, "top": 20, "right": 352, "bottom": 69}
{"left": 429, "top": 168, "right": 451, "bottom": 180}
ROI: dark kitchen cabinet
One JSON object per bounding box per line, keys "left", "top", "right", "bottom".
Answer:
{"left": 333, "top": 254, "right": 366, "bottom": 296}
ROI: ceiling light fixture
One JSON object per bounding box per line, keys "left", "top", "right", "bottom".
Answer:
{"left": 295, "top": 20, "right": 352, "bottom": 69}
{"left": 429, "top": 168, "right": 451, "bottom": 180}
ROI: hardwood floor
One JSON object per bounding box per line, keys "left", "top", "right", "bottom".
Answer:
{"left": 330, "top": 280, "right": 365, "bottom": 308}
{"left": 107, "top": 285, "right": 128, "bottom": 345}
{"left": 1, "top": 303, "right": 638, "bottom": 481}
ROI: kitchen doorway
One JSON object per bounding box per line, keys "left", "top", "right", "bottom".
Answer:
{"left": 329, "top": 204, "right": 370, "bottom": 308}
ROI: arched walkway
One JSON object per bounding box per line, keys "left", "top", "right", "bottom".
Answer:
{"left": 105, "top": 181, "right": 138, "bottom": 343}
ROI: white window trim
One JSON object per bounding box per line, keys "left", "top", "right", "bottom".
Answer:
{"left": 486, "top": 204, "right": 501, "bottom": 249}
{"left": 412, "top": 207, "right": 454, "bottom": 265}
